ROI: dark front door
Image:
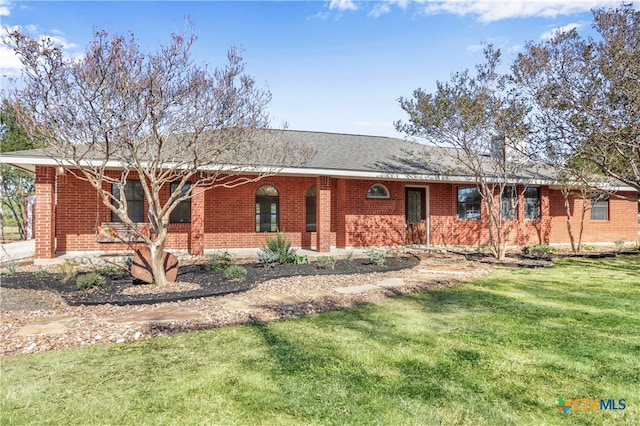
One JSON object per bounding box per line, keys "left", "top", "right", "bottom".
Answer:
{"left": 406, "top": 188, "right": 426, "bottom": 244}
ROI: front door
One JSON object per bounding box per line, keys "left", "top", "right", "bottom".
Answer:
{"left": 406, "top": 188, "right": 426, "bottom": 244}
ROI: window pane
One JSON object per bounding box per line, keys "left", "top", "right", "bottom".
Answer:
{"left": 256, "top": 185, "right": 279, "bottom": 232}
{"left": 457, "top": 187, "right": 481, "bottom": 220}
{"left": 501, "top": 186, "right": 517, "bottom": 220}
{"left": 306, "top": 186, "right": 317, "bottom": 232}
{"left": 367, "top": 184, "right": 390, "bottom": 199}
{"left": 111, "top": 181, "right": 144, "bottom": 222}
{"left": 169, "top": 182, "right": 191, "bottom": 223}
{"left": 524, "top": 187, "right": 540, "bottom": 220}
{"left": 591, "top": 199, "right": 608, "bottom": 221}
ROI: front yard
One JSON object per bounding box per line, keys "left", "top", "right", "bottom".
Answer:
{"left": 1, "top": 255, "right": 638, "bottom": 425}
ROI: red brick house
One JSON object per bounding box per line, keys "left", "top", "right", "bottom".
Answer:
{"left": 2, "top": 130, "right": 637, "bottom": 260}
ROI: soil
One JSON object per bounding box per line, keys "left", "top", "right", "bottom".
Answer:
{"left": 1, "top": 256, "right": 421, "bottom": 307}
{"left": 5, "top": 248, "right": 624, "bottom": 356}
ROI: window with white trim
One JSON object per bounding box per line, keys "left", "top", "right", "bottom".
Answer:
{"left": 367, "top": 184, "right": 390, "bottom": 199}
{"left": 256, "top": 185, "right": 279, "bottom": 232}
{"left": 591, "top": 198, "right": 609, "bottom": 221}
{"left": 524, "top": 187, "right": 540, "bottom": 220}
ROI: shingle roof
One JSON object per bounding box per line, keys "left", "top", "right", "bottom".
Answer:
{"left": 0, "top": 129, "right": 555, "bottom": 183}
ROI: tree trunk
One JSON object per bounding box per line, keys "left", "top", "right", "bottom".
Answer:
{"left": 563, "top": 191, "right": 578, "bottom": 253}
{"left": 149, "top": 242, "right": 169, "bottom": 286}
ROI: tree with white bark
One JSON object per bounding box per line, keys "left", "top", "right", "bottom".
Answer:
{"left": 5, "top": 25, "right": 311, "bottom": 284}
{"left": 397, "top": 46, "right": 532, "bottom": 260}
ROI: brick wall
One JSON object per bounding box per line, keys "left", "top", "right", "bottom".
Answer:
{"left": 39, "top": 167, "right": 639, "bottom": 258}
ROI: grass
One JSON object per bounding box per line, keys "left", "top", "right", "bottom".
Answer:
{"left": 2, "top": 255, "right": 639, "bottom": 425}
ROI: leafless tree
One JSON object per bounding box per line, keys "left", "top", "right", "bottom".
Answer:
{"left": 397, "top": 46, "right": 531, "bottom": 260}
{"left": 513, "top": 3, "right": 640, "bottom": 195}
{"left": 5, "top": 25, "right": 311, "bottom": 284}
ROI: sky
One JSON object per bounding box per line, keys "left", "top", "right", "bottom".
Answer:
{"left": 0, "top": 0, "right": 630, "bottom": 138}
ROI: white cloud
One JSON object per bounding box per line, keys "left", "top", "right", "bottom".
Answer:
{"left": 420, "top": 1, "right": 621, "bottom": 23}
{"left": 329, "top": 0, "right": 359, "bottom": 11}
{"left": 0, "top": 25, "right": 82, "bottom": 78}
{"left": 467, "top": 43, "right": 484, "bottom": 52}
{"left": 540, "top": 22, "right": 581, "bottom": 39}
{"left": 0, "top": 0, "right": 11, "bottom": 16}
{"left": 369, "top": 3, "right": 391, "bottom": 18}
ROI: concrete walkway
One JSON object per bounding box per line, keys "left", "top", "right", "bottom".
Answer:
{"left": 0, "top": 239, "right": 35, "bottom": 266}
{"left": 15, "top": 275, "right": 421, "bottom": 337}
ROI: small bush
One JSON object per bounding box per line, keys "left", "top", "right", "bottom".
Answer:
{"left": 367, "top": 249, "right": 387, "bottom": 266}
{"left": 98, "top": 265, "right": 120, "bottom": 275}
{"left": 614, "top": 239, "right": 625, "bottom": 252}
{"left": 224, "top": 264, "right": 247, "bottom": 281}
{"left": 522, "top": 244, "right": 556, "bottom": 258}
{"left": 292, "top": 255, "right": 309, "bottom": 265}
{"left": 207, "top": 251, "right": 233, "bottom": 271}
{"left": 57, "top": 260, "right": 77, "bottom": 282}
{"left": 34, "top": 270, "right": 49, "bottom": 279}
{"left": 581, "top": 244, "right": 596, "bottom": 252}
{"left": 258, "top": 231, "right": 300, "bottom": 265}
{"left": 345, "top": 250, "right": 355, "bottom": 262}
{"left": 76, "top": 272, "right": 106, "bottom": 289}
{"left": 316, "top": 256, "right": 336, "bottom": 269}
{"left": 257, "top": 249, "right": 280, "bottom": 267}
{"left": 5, "top": 262, "right": 18, "bottom": 275}
{"left": 633, "top": 242, "right": 640, "bottom": 251}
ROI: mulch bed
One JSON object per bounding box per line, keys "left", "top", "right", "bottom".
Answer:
{"left": 1, "top": 256, "right": 420, "bottom": 306}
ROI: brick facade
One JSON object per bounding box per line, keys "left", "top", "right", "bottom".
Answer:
{"left": 33, "top": 166, "right": 638, "bottom": 259}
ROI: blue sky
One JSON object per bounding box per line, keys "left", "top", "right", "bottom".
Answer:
{"left": 0, "top": 0, "right": 628, "bottom": 138}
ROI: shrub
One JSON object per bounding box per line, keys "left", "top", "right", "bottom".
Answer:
{"left": 633, "top": 242, "right": 640, "bottom": 251}
{"left": 345, "top": 250, "right": 355, "bottom": 262}
{"left": 97, "top": 265, "right": 120, "bottom": 275}
{"left": 76, "top": 272, "right": 106, "bottom": 289}
{"left": 292, "top": 255, "right": 309, "bottom": 265}
{"left": 522, "top": 244, "right": 556, "bottom": 258}
{"left": 316, "top": 255, "right": 335, "bottom": 269}
{"left": 257, "top": 249, "right": 280, "bottom": 267}
{"left": 581, "top": 244, "right": 596, "bottom": 252}
{"left": 207, "top": 251, "right": 233, "bottom": 271}
{"left": 258, "top": 231, "right": 299, "bottom": 265}
{"left": 34, "top": 270, "right": 49, "bottom": 279}
{"left": 5, "top": 262, "right": 18, "bottom": 275}
{"left": 367, "top": 249, "right": 387, "bottom": 266}
{"left": 224, "top": 264, "right": 247, "bottom": 281}
{"left": 614, "top": 239, "right": 625, "bottom": 252}
{"left": 57, "top": 260, "right": 77, "bottom": 282}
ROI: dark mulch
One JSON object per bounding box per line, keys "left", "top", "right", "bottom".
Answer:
{"left": 0, "top": 256, "right": 420, "bottom": 306}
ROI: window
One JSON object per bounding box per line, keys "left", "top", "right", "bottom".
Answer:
{"left": 306, "top": 185, "right": 316, "bottom": 232}
{"left": 591, "top": 198, "right": 609, "bottom": 221}
{"left": 501, "top": 186, "right": 517, "bottom": 220}
{"left": 169, "top": 182, "right": 191, "bottom": 223}
{"left": 367, "top": 183, "right": 390, "bottom": 199}
{"left": 256, "top": 185, "right": 279, "bottom": 232}
{"left": 524, "top": 187, "right": 540, "bottom": 220}
{"left": 458, "top": 187, "right": 481, "bottom": 220}
{"left": 111, "top": 181, "right": 144, "bottom": 222}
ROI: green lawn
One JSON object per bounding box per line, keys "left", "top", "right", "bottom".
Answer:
{"left": 2, "top": 256, "right": 638, "bottom": 425}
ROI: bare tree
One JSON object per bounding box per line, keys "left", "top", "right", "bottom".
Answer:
{"left": 513, "top": 3, "right": 640, "bottom": 195}
{"left": 397, "top": 46, "right": 531, "bottom": 260}
{"left": 5, "top": 25, "right": 311, "bottom": 284}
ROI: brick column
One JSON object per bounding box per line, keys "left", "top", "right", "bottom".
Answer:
{"left": 34, "top": 166, "right": 56, "bottom": 259}
{"left": 336, "top": 179, "right": 347, "bottom": 248}
{"left": 316, "top": 176, "right": 332, "bottom": 252}
{"left": 189, "top": 188, "right": 205, "bottom": 255}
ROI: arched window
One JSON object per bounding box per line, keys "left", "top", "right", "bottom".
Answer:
{"left": 306, "top": 185, "right": 317, "bottom": 232}
{"left": 366, "top": 183, "right": 390, "bottom": 199}
{"left": 256, "top": 185, "right": 279, "bottom": 232}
